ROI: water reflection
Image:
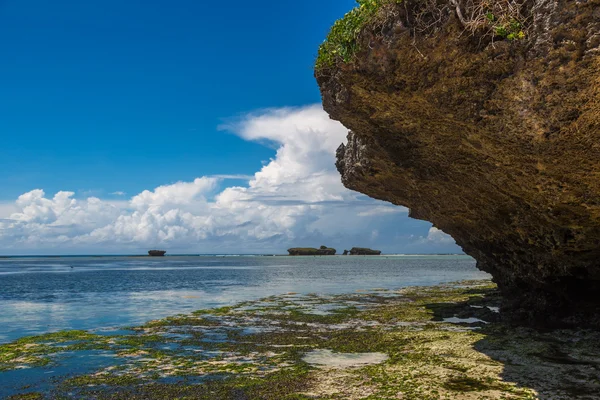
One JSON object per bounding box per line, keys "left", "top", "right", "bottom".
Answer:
{"left": 0, "top": 255, "right": 488, "bottom": 342}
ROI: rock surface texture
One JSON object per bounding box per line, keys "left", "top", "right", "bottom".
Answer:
{"left": 316, "top": 0, "right": 600, "bottom": 327}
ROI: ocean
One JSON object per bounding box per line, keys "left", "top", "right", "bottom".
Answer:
{"left": 0, "top": 255, "right": 489, "bottom": 343}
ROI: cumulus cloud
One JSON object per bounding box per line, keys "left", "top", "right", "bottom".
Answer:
{"left": 209, "top": 174, "right": 253, "bottom": 181}
{"left": 0, "top": 105, "right": 462, "bottom": 254}
{"left": 0, "top": 203, "right": 17, "bottom": 219}
{"left": 426, "top": 227, "right": 457, "bottom": 245}
{"left": 0, "top": 190, "right": 121, "bottom": 247}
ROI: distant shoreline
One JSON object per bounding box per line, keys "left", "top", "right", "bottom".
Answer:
{"left": 0, "top": 253, "right": 468, "bottom": 259}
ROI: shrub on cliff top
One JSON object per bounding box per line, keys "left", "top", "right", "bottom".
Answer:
{"left": 315, "top": 0, "right": 401, "bottom": 70}
{"left": 315, "top": 0, "right": 528, "bottom": 72}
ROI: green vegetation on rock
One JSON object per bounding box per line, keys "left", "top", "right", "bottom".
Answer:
{"left": 315, "top": 0, "right": 528, "bottom": 71}
{"left": 316, "top": 0, "right": 400, "bottom": 70}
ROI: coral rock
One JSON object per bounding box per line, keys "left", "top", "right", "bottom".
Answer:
{"left": 317, "top": 0, "right": 600, "bottom": 327}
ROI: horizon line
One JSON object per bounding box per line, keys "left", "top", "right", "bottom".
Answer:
{"left": 0, "top": 252, "right": 468, "bottom": 258}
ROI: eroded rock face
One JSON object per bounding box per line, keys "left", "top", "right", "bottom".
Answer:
{"left": 317, "top": 0, "right": 600, "bottom": 327}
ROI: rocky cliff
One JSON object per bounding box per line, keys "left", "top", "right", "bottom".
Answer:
{"left": 316, "top": 0, "right": 600, "bottom": 327}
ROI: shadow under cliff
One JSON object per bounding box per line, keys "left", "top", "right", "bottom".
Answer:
{"left": 425, "top": 287, "right": 600, "bottom": 399}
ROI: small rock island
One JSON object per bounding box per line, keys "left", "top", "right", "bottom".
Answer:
{"left": 287, "top": 246, "right": 336, "bottom": 256}
{"left": 148, "top": 250, "right": 166, "bottom": 257}
{"left": 346, "top": 247, "right": 382, "bottom": 256}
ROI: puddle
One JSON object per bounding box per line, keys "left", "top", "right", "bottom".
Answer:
{"left": 241, "top": 326, "right": 279, "bottom": 335}
{"left": 158, "top": 374, "right": 225, "bottom": 384}
{"left": 470, "top": 305, "right": 500, "bottom": 313}
{"left": 159, "top": 343, "right": 180, "bottom": 351}
{"left": 302, "top": 349, "right": 388, "bottom": 368}
{"left": 0, "top": 350, "right": 120, "bottom": 397}
{"left": 443, "top": 317, "right": 489, "bottom": 324}
{"left": 302, "top": 303, "right": 347, "bottom": 315}
{"left": 161, "top": 332, "right": 193, "bottom": 340}
{"left": 200, "top": 331, "right": 229, "bottom": 343}
{"left": 92, "top": 327, "right": 136, "bottom": 336}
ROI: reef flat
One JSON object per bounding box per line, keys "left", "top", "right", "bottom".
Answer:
{"left": 2, "top": 280, "right": 599, "bottom": 399}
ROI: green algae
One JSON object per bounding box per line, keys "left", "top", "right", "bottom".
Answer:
{"left": 0, "top": 330, "right": 111, "bottom": 371}
{"left": 141, "top": 315, "right": 222, "bottom": 328}
{"left": 63, "top": 374, "right": 143, "bottom": 387}
{"left": 192, "top": 305, "right": 236, "bottom": 316}
{"left": 76, "top": 367, "right": 313, "bottom": 400}
{"left": 2, "top": 280, "right": 600, "bottom": 399}
{"left": 7, "top": 393, "right": 45, "bottom": 400}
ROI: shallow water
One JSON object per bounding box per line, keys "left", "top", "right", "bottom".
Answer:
{"left": 0, "top": 255, "right": 488, "bottom": 343}
{"left": 1, "top": 350, "right": 120, "bottom": 395}
{"left": 303, "top": 349, "right": 389, "bottom": 368}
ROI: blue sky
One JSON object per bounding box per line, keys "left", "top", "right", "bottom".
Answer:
{"left": 0, "top": 0, "right": 355, "bottom": 198}
{"left": 0, "top": 0, "right": 462, "bottom": 254}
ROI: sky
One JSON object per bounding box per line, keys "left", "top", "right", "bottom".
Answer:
{"left": 0, "top": 0, "right": 462, "bottom": 255}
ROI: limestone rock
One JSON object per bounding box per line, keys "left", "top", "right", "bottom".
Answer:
{"left": 316, "top": 0, "right": 600, "bottom": 327}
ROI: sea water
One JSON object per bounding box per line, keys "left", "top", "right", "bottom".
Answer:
{"left": 0, "top": 255, "right": 489, "bottom": 343}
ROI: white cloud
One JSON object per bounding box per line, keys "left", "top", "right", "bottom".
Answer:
{"left": 357, "top": 206, "right": 408, "bottom": 217}
{"left": 111, "top": 191, "right": 126, "bottom": 196}
{"left": 0, "top": 202, "right": 17, "bottom": 219}
{"left": 130, "top": 177, "right": 217, "bottom": 211}
{"left": 0, "top": 190, "right": 122, "bottom": 247}
{"left": 0, "top": 105, "right": 462, "bottom": 255}
{"left": 208, "top": 174, "right": 253, "bottom": 181}
{"left": 426, "top": 227, "right": 456, "bottom": 245}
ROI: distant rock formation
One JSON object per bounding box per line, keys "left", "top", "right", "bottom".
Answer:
{"left": 343, "top": 250, "right": 349, "bottom": 255}
{"left": 349, "top": 247, "right": 382, "bottom": 256}
{"left": 148, "top": 250, "right": 166, "bottom": 257}
{"left": 288, "top": 246, "right": 336, "bottom": 256}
